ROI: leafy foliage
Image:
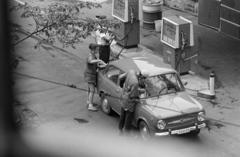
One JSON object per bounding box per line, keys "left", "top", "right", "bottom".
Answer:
{"left": 9, "top": 1, "right": 120, "bottom": 49}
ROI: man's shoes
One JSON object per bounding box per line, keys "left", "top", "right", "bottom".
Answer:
{"left": 88, "top": 105, "right": 98, "bottom": 112}
{"left": 92, "top": 103, "right": 98, "bottom": 107}
{"left": 86, "top": 102, "right": 97, "bottom": 108}
{"left": 118, "top": 130, "right": 124, "bottom": 136}
{"left": 126, "top": 134, "right": 138, "bottom": 139}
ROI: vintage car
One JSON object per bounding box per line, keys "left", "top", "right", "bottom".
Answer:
{"left": 96, "top": 57, "right": 206, "bottom": 140}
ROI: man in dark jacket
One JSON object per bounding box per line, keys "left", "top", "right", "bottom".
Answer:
{"left": 118, "top": 69, "right": 149, "bottom": 137}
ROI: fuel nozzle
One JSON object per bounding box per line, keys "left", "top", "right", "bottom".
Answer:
{"left": 129, "top": 5, "right": 134, "bottom": 23}
{"left": 180, "top": 30, "right": 187, "bottom": 50}
{"left": 96, "top": 15, "right": 107, "bottom": 20}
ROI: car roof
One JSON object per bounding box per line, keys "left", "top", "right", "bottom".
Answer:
{"left": 110, "top": 57, "right": 176, "bottom": 76}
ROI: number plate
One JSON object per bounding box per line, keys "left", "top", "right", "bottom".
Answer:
{"left": 178, "top": 128, "right": 190, "bottom": 134}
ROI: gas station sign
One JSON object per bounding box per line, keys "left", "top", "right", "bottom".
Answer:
{"left": 164, "top": 0, "right": 198, "bottom": 16}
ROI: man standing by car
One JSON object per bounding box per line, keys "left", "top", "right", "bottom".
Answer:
{"left": 118, "top": 69, "right": 149, "bottom": 137}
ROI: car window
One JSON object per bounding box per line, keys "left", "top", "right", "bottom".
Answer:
{"left": 104, "top": 66, "right": 121, "bottom": 85}
{"left": 144, "top": 73, "right": 184, "bottom": 97}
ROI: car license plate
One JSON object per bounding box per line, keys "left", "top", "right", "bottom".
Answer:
{"left": 178, "top": 128, "right": 190, "bottom": 134}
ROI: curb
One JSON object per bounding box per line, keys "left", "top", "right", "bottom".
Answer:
{"left": 197, "top": 90, "right": 215, "bottom": 99}
{"left": 14, "top": 104, "right": 41, "bottom": 129}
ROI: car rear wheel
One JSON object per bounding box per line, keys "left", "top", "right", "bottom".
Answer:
{"left": 139, "top": 121, "right": 151, "bottom": 141}
{"left": 101, "top": 94, "right": 112, "bottom": 115}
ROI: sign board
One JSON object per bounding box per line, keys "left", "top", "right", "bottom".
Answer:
{"left": 161, "top": 16, "right": 194, "bottom": 49}
{"left": 162, "top": 19, "right": 177, "bottom": 48}
{"left": 164, "top": 0, "right": 198, "bottom": 16}
{"left": 112, "top": 0, "right": 139, "bottom": 22}
{"left": 113, "top": 0, "right": 126, "bottom": 20}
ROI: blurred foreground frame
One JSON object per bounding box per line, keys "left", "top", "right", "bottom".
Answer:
{"left": 0, "top": 1, "right": 56, "bottom": 157}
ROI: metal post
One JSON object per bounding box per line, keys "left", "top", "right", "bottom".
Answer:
{"left": 210, "top": 71, "right": 215, "bottom": 95}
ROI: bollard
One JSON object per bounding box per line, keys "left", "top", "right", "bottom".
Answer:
{"left": 209, "top": 71, "right": 215, "bottom": 95}
{"left": 197, "top": 71, "right": 215, "bottom": 99}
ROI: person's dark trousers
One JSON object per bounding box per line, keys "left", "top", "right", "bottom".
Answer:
{"left": 118, "top": 107, "right": 134, "bottom": 135}
{"left": 99, "top": 45, "right": 110, "bottom": 64}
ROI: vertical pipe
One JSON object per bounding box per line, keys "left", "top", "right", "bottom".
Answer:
{"left": 210, "top": 71, "right": 215, "bottom": 95}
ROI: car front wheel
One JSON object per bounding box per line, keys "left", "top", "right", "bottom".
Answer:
{"left": 101, "top": 94, "right": 112, "bottom": 115}
{"left": 139, "top": 121, "right": 151, "bottom": 141}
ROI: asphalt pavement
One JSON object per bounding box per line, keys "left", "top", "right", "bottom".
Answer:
{"left": 14, "top": 0, "right": 240, "bottom": 138}
{"left": 10, "top": 0, "right": 240, "bottom": 156}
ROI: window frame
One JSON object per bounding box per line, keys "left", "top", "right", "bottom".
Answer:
{"left": 103, "top": 65, "right": 123, "bottom": 86}
{"left": 144, "top": 72, "right": 185, "bottom": 98}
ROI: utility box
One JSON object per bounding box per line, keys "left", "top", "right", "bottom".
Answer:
{"left": 221, "top": 0, "right": 240, "bottom": 11}
{"left": 114, "top": 20, "right": 140, "bottom": 48}
{"left": 160, "top": 16, "right": 194, "bottom": 75}
{"left": 220, "top": 0, "right": 240, "bottom": 39}
{"left": 198, "top": 0, "right": 221, "bottom": 30}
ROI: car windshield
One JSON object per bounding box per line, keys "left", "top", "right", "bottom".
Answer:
{"left": 141, "top": 73, "right": 185, "bottom": 98}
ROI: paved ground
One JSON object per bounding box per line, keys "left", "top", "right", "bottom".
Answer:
{"left": 9, "top": 0, "right": 240, "bottom": 156}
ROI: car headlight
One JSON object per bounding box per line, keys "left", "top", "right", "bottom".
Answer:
{"left": 157, "top": 120, "right": 166, "bottom": 130}
{"left": 198, "top": 112, "right": 205, "bottom": 121}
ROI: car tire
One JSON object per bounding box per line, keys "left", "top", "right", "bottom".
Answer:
{"left": 139, "top": 121, "right": 151, "bottom": 141}
{"left": 101, "top": 94, "right": 112, "bottom": 115}
{"left": 189, "top": 129, "right": 200, "bottom": 136}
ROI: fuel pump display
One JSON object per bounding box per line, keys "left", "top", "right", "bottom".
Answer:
{"left": 161, "top": 16, "right": 194, "bottom": 49}
{"left": 113, "top": 0, "right": 126, "bottom": 21}
{"left": 162, "top": 20, "right": 177, "bottom": 47}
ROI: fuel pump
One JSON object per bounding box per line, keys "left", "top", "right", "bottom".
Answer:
{"left": 161, "top": 15, "right": 196, "bottom": 75}
{"left": 112, "top": 0, "right": 140, "bottom": 49}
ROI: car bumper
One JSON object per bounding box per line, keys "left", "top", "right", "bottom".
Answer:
{"left": 155, "top": 123, "right": 206, "bottom": 136}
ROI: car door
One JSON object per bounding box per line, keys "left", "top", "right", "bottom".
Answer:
{"left": 101, "top": 66, "right": 123, "bottom": 114}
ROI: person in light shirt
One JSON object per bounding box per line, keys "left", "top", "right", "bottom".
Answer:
{"left": 84, "top": 43, "right": 107, "bottom": 111}
{"left": 95, "top": 26, "right": 114, "bottom": 64}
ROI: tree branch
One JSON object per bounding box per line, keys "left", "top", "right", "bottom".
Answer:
{"left": 13, "top": 23, "right": 54, "bottom": 46}
{"left": 13, "top": 12, "right": 69, "bottom": 46}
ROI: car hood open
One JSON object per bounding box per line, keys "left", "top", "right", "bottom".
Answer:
{"left": 143, "top": 92, "right": 203, "bottom": 119}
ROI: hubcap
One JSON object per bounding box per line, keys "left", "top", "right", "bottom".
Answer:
{"left": 141, "top": 125, "right": 149, "bottom": 140}
{"left": 103, "top": 99, "right": 108, "bottom": 111}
